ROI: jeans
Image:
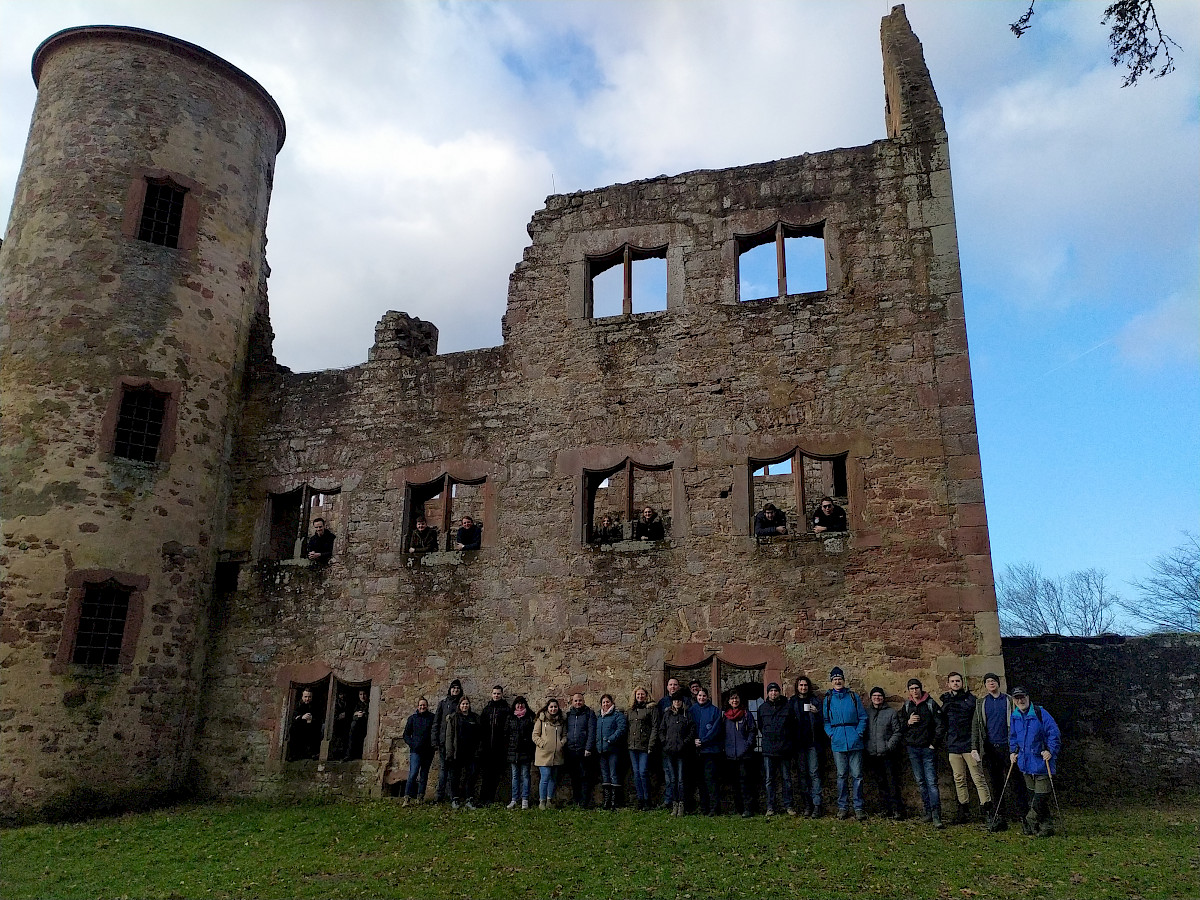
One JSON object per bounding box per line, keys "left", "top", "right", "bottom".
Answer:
{"left": 628, "top": 750, "right": 650, "bottom": 800}
{"left": 538, "top": 765, "right": 559, "bottom": 801}
{"left": 435, "top": 749, "right": 451, "bottom": 801}
{"left": 405, "top": 749, "right": 432, "bottom": 799}
{"left": 599, "top": 750, "right": 622, "bottom": 787}
{"left": 663, "top": 754, "right": 686, "bottom": 803}
{"left": 763, "top": 755, "right": 793, "bottom": 812}
{"left": 907, "top": 746, "right": 941, "bottom": 813}
{"left": 661, "top": 754, "right": 678, "bottom": 804}
{"left": 833, "top": 749, "right": 865, "bottom": 811}
{"left": 794, "top": 745, "right": 822, "bottom": 809}
{"left": 510, "top": 762, "right": 531, "bottom": 802}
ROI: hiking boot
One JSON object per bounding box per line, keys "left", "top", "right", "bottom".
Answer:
{"left": 786, "top": 807, "right": 797, "bottom": 817}
{"left": 837, "top": 808, "right": 851, "bottom": 820}
{"left": 539, "top": 798, "right": 547, "bottom": 810}
{"left": 855, "top": 810, "right": 867, "bottom": 822}
{"left": 1034, "top": 794, "right": 1054, "bottom": 837}
{"left": 920, "top": 809, "right": 933, "bottom": 824}
{"left": 954, "top": 801, "right": 971, "bottom": 825}
{"left": 932, "top": 809, "right": 945, "bottom": 829}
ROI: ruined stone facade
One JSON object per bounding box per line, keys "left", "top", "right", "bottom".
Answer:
{"left": 1, "top": 8, "right": 1003, "bottom": 816}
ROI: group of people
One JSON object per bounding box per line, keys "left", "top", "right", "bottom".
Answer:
{"left": 404, "top": 515, "right": 482, "bottom": 553}
{"left": 391, "top": 669, "right": 1062, "bottom": 837}
{"left": 753, "top": 497, "right": 847, "bottom": 537}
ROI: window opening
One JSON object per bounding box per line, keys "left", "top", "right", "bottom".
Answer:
{"left": 113, "top": 386, "right": 167, "bottom": 462}
{"left": 71, "top": 579, "right": 132, "bottom": 666}
{"left": 137, "top": 179, "right": 188, "bottom": 248}
{"left": 584, "top": 459, "right": 672, "bottom": 544}
{"left": 266, "top": 485, "right": 342, "bottom": 560}
{"left": 285, "top": 676, "right": 371, "bottom": 763}
{"left": 406, "top": 474, "right": 486, "bottom": 551}
{"left": 750, "top": 450, "right": 848, "bottom": 534}
{"left": 664, "top": 657, "right": 765, "bottom": 708}
{"left": 286, "top": 678, "right": 329, "bottom": 762}
{"left": 329, "top": 678, "right": 372, "bottom": 762}
{"left": 737, "top": 222, "right": 825, "bottom": 301}
{"left": 587, "top": 244, "right": 668, "bottom": 317}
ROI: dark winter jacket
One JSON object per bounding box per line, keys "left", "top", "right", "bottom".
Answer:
{"left": 303, "top": 529, "right": 335, "bottom": 563}
{"left": 654, "top": 705, "right": 696, "bottom": 756}
{"left": 593, "top": 523, "right": 624, "bottom": 544}
{"left": 479, "top": 699, "right": 511, "bottom": 758}
{"left": 504, "top": 711, "right": 536, "bottom": 765}
{"left": 595, "top": 707, "right": 628, "bottom": 754}
{"left": 1010, "top": 704, "right": 1062, "bottom": 776}
{"left": 690, "top": 700, "right": 723, "bottom": 755}
{"left": 565, "top": 704, "right": 597, "bottom": 754}
{"left": 402, "top": 709, "right": 435, "bottom": 754}
{"left": 721, "top": 708, "right": 757, "bottom": 760}
{"left": 823, "top": 688, "right": 868, "bottom": 753}
{"left": 940, "top": 689, "right": 978, "bottom": 754}
{"left": 433, "top": 686, "right": 463, "bottom": 753}
{"left": 972, "top": 692, "right": 1015, "bottom": 753}
{"left": 812, "top": 503, "right": 847, "bottom": 531}
{"left": 407, "top": 525, "right": 439, "bottom": 552}
{"left": 455, "top": 524, "right": 482, "bottom": 550}
{"left": 443, "top": 710, "right": 481, "bottom": 764}
{"left": 788, "top": 693, "right": 824, "bottom": 749}
{"left": 754, "top": 509, "right": 788, "bottom": 536}
{"left": 865, "top": 705, "right": 902, "bottom": 756}
{"left": 657, "top": 691, "right": 691, "bottom": 716}
{"left": 627, "top": 701, "right": 659, "bottom": 752}
{"left": 757, "top": 696, "right": 797, "bottom": 758}
{"left": 900, "top": 694, "right": 945, "bottom": 748}
{"left": 632, "top": 512, "right": 665, "bottom": 541}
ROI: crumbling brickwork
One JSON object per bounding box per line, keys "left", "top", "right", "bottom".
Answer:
{"left": 2, "top": 7, "right": 1004, "bottom": 815}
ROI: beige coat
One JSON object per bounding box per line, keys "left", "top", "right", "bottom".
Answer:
{"left": 533, "top": 714, "right": 567, "bottom": 766}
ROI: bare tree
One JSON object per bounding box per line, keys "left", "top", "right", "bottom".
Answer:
{"left": 996, "top": 562, "right": 1118, "bottom": 636}
{"left": 1122, "top": 533, "right": 1200, "bottom": 633}
{"left": 1010, "top": 0, "right": 1180, "bottom": 86}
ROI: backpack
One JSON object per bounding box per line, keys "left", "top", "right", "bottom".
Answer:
{"left": 823, "top": 690, "right": 864, "bottom": 728}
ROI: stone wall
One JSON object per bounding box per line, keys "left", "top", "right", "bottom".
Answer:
{"left": 1002, "top": 634, "right": 1200, "bottom": 798}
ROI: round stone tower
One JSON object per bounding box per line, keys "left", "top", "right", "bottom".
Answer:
{"left": 0, "top": 26, "right": 284, "bottom": 818}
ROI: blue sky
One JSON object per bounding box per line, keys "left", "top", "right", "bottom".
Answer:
{"left": 2, "top": 1, "right": 1196, "bottom": 625}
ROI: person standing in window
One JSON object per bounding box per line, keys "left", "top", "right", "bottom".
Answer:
{"left": 341, "top": 687, "right": 370, "bottom": 762}
{"left": 289, "top": 688, "right": 322, "bottom": 761}
{"left": 632, "top": 507, "right": 665, "bottom": 541}
{"left": 533, "top": 699, "right": 567, "bottom": 809}
{"left": 812, "top": 497, "right": 847, "bottom": 533}
{"left": 304, "top": 517, "right": 335, "bottom": 563}
{"left": 754, "top": 503, "right": 789, "bottom": 536}
{"left": 402, "top": 697, "right": 434, "bottom": 806}
{"left": 407, "top": 516, "right": 439, "bottom": 553}
{"left": 444, "top": 695, "right": 481, "bottom": 809}
{"left": 454, "top": 515, "right": 482, "bottom": 551}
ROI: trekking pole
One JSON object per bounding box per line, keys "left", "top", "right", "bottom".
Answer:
{"left": 1044, "top": 758, "right": 1065, "bottom": 835}
{"left": 993, "top": 757, "right": 1016, "bottom": 813}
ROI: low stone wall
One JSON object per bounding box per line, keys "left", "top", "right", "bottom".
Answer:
{"left": 1001, "top": 634, "right": 1200, "bottom": 798}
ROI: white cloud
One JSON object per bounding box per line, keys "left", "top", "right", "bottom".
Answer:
{"left": 1116, "top": 293, "right": 1200, "bottom": 368}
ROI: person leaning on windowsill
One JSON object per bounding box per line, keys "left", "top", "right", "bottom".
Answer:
{"left": 407, "top": 516, "right": 440, "bottom": 553}
{"left": 812, "top": 497, "right": 847, "bottom": 533}
{"left": 754, "top": 503, "right": 788, "bottom": 536}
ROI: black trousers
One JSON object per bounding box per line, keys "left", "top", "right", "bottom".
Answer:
{"left": 724, "top": 756, "right": 757, "bottom": 813}
{"left": 565, "top": 748, "right": 593, "bottom": 806}
{"left": 865, "top": 750, "right": 906, "bottom": 815}
{"left": 477, "top": 753, "right": 505, "bottom": 804}
{"left": 984, "top": 741, "right": 1027, "bottom": 818}
{"left": 697, "top": 756, "right": 720, "bottom": 813}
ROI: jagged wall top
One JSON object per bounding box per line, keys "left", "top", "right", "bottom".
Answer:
{"left": 881, "top": 5, "right": 946, "bottom": 142}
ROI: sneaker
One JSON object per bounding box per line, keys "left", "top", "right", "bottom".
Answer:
{"left": 521, "top": 799, "right": 529, "bottom": 809}
{"left": 765, "top": 809, "right": 775, "bottom": 819}
{"left": 741, "top": 810, "right": 753, "bottom": 819}
{"left": 465, "top": 800, "right": 477, "bottom": 810}
{"left": 855, "top": 810, "right": 867, "bottom": 822}
{"left": 786, "top": 808, "right": 797, "bottom": 817}
{"left": 507, "top": 800, "right": 517, "bottom": 809}
{"left": 451, "top": 800, "right": 461, "bottom": 809}
{"left": 401, "top": 797, "right": 410, "bottom": 808}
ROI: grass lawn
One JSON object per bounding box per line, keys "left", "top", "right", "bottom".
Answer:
{"left": 2, "top": 799, "right": 1197, "bottom": 899}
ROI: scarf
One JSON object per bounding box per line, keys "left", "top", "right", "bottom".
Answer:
{"left": 724, "top": 707, "right": 746, "bottom": 721}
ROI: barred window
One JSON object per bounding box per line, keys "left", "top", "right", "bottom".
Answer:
{"left": 137, "top": 180, "right": 188, "bottom": 248}
{"left": 113, "top": 387, "right": 167, "bottom": 462}
{"left": 72, "top": 580, "right": 132, "bottom": 666}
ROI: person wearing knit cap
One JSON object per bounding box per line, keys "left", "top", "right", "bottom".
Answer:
{"left": 901, "top": 677, "right": 946, "bottom": 828}
{"left": 971, "top": 672, "right": 1022, "bottom": 832}
{"left": 865, "top": 687, "right": 906, "bottom": 820}
{"left": 823, "top": 667, "right": 868, "bottom": 820}
{"left": 433, "top": 679, "right": 464, "bottom": 803}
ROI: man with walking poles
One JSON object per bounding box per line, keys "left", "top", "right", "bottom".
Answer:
{"left": 972, "top": 672, "right": 1024, "bottom": 831}
{"left": 1007, "top": 686, "right": 1063, "bottom": 837}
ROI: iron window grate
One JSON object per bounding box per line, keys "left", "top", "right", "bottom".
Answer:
{"left": 113, "top": 388, "right": 166, "bottom": 462}
{"left": 137, "top": 181, "right": 187, "bottom": 248}
{"left": 72, "top": 581, "right": 131, "bottom": 666}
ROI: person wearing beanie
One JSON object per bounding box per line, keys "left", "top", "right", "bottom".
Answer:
{"left": 901, "top": 677, "right": 946, "bottom": 828}
{"left": 971, "top": 673, "right": 1022, "bottom": 831}
{"left": 1009, "top": 687, "right": 1062, "bottom": 837}
{"left": 823, "top": 667, "right": 869, "bottom": 820}
{"left": 941, "top": 673, "right": 992, "bottom": 825}
{"left": 433, "top": 678, "right": 464, "bottom": 803}
{"left": 757, "top": 682, "right": 798, "bottom": 816}
{"left": 865, "top": 687, "right": 906, "bottom": 820}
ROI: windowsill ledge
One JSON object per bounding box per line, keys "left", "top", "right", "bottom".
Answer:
{"left": 408, "top": 550, "right": 481, "bottom": 567}
{"left": 755, "top": 531, "right": 849, "bottom": 553}
{"left": 590, "top": 539, "right": 675, "bottom": 552}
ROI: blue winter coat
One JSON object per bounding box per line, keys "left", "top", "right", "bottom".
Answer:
{"left": 595, "top": 707, "right": 628, "bottom": 754}
{"left": 1009, "top": 704, "right": 1062, "bottom": 776}
{"left": 721, "top": 710, "right": 757, "bottom": 760}
{"left": 690, "top": 700, "right": 723, "bottom": 755}
{"left": 823, "top": 689, "right": 868, "bottom": 752}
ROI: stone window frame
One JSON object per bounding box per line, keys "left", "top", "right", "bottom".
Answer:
{"left": 586, "top": 242, "right": 668, "bottom": 318}
{"left": 582, "top": 457, "right": 675, "bottom": 545}
{"left": 735, "top": 220, "right": 827, "bottom": 301}
{"left": 98, "top": 376, "right": 182, "bottom": 464}
{"left": 272, "top": 662, "right": 385, "bottom": 764}
{"left": 52, "top": 569, "right": 149, "bottom": 675}
{"left": 663, "top": 643, "right": 786, "bottom": 705}
{"left": 121, "top": 168, "right": 202, "bottom": 252}
{"left": 257, "top": 481, "right": 344, "bottom": 563}
{"left": 392, "top": 460, "right": 498, "bottom": 554}
{"left": 565, "top": 224, "right": 688, "bottom": 320}
{"left": 717, "top": 208, "right": 842, "bottom": 305}
{"left": 749, "top": 447, "right": 849, "bottom": 536}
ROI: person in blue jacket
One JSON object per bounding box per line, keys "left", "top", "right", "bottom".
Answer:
{"left": 595, "top": 693, "right": 628, "bottom": 810}
{"left": 721, "top": 691, "right": 758, "bottom": 818}
{"left": 1008, "top": 686, "right": 1062, "bottom": 837}
{"left": 690, "top": 687, "right": 723, "bottom": 815}
{"left": 823, "top": 666, "right": 869, "bottom": 820}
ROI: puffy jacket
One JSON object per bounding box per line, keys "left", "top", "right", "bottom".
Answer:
{"left": 627, "top": 702, "right": 659, "bottom": 752}
{"left": 789, "top": 693, "right": 824, "bottom": 749}
{"left": 595, "top": 707, "right": 629, "bottom": 754}
{"left": 690, "top": 700, "right": 723, "bottom": 755}
{"left": 565, "top": 705, "right": 597, "bottom": 753}
{"left": 823, "top": 689, "right": 868, "bottom": 752}
{"left": 865, "top": 705, "right": 902, "bottom": 756}
{"left": 900, "top": 694, "right": 945, "bottom": 748}
{"left": 479, "top": 699, "right": 511, "bottom": 757}
{"left": 757, "top": 696, "right": 796, "bottom": 758}
{"left": 532, "top": 714, "right": 567, "bottom": 767}
{"left": 505, "top": 711, "right": 536, "bottom": 765}
{"left": 971, "top": 692, "right": 1015, "bottom": 753}
{"left": 433, "top": 684, "right": 462, "bottom": 752}
{"left": 402, "top": 709, "right": 435, "bottom": 754}
{"left": 657, "top": 691, "right": 691, "bottom": 716}
{"left": 443, "top": 710, "right": 480, "bottom": 764}
{"left": 1010, "top": 704, "right": 1061, "bottom": 776}
{"left": 721, "top": 709, "right": 757, "bottom": 760}
{"left": 939, "top": 689, "right": 977, "bottom": 754}
{"left": 654, "top": 705, "right": 696, "bottom": 755}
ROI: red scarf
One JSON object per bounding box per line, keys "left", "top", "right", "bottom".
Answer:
{"left": 724, "top": 707, "right": 746, "bottom": 721}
